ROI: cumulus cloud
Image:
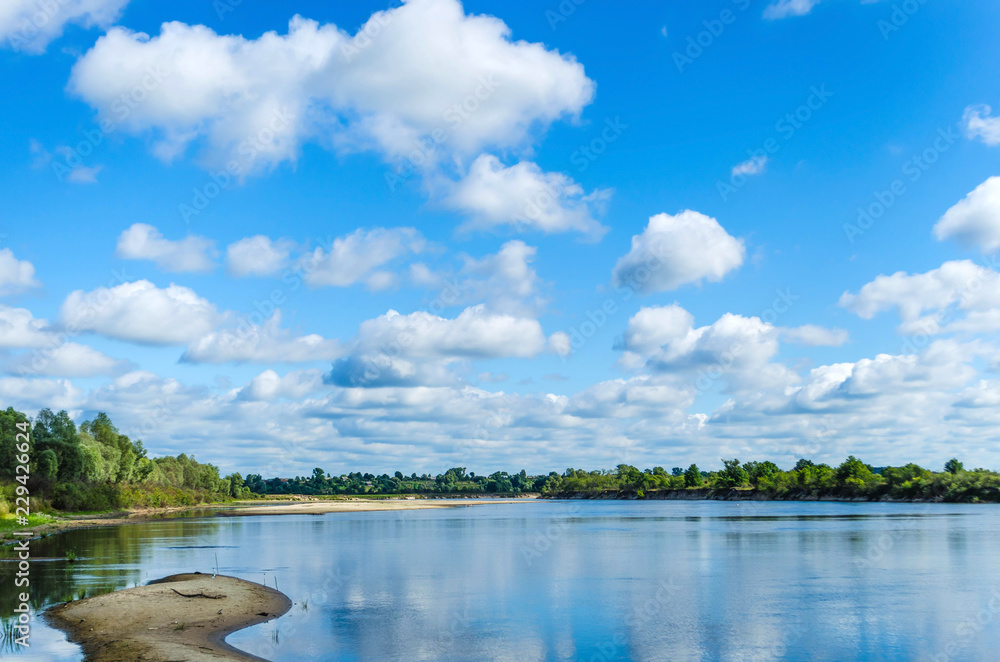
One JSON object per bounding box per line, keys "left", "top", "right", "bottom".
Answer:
{"left": 0, "top": 248, "right": 41, "bottom": 295}
{"left": 237, "top": 369, "right": 324, "bottom": 401}
{"left": 790, "top": 341, "right": 980, "bottom": 412}
{"left": 60, "top": 280, "right": 221, "bottom": 345}
{"left": 933, "top": 177, "right": 1000, "bottom": 253}
{"left": 68, "top": 0, "right": 594, "bottom": 174}
{"left": 226, "top": 235, "right": 295, "bottom": 277}
{"left": 0, "top": 377, "right": 80, "bottom": 411}
{"left": 446, "top": 155, "right": 611, "bottom": 239}
{"left": 409, "top": 240, "right": 543, "bottom": 315}
{"left": 963, "top": 104, "right": 1000, "bottom": 146}
{"left": 182, "top": 310, "right": 341, "bottom": 364}
{"left": 763, "top": 0, "right": 821, "bottom": 19}
{"left": 116, "top": 223, "right": 217, "bottom": 272}
{"left": 301, "top": 227, "right": 424, "bottom": 289}
{"left": 839, "top": 259, "right": 1000, "bottom": 334}
{"left": 0, "top": 0, "right": 129, "bottom": 54}
{"left": 455, "top": 240, "right": 542, "bottom": 314}
{"left": 616, "top": 305, "right": 797, "bottom": 399}
{"left": 548, "top": 331, "right": 571, "bottom": 358}
{"left": 612, "top": 211, "right": 745, "bottom": 294}
{"left": 5, "top": 342, "right": 127, "bottom": 377}
{"left": 0, "top": 305, "right": 59, "bottom": 348}
{"left": 326, "top": 305, "right": 548, "bottom": 387}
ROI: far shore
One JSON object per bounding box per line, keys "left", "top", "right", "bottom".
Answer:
{"left": 1, "top": 495, "right": 540, "bottom": 544}
{"left": 46, "top": 572, "right": 290, "bottom": 661}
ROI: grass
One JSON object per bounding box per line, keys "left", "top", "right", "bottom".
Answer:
{"left": 65, "top": 550, "right": 77, "bottom": 562}
{"left": 0, "top": 512, "right": 58, "bottom": 533}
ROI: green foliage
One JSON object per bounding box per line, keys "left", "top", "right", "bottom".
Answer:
{"left": 536, "top": 457, "right": 1000, "bottom": 503}
{"left": 36, "top": 449, "right": 59, "bottom": 483}
{"left": 684, "top": 464, "right": 703, "bottom": 488}
{"left": 0, "top": 407, "right": 232, "bottom": 512}
{"left": 716, "top": 459, "right": 750, "bottom": 488}
{"left": 945, "top": 458, "right": 964, "bottom": 475}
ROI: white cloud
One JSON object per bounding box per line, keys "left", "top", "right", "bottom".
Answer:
{"left": 612, "top": 211, "right": 745, "bottom": 294}
{"left": 326, "top": 305, "right": 548, "bottom": 387}
{"left": 407, "top": 240, "right": 542, "bottom": 315}
{"left": 5, "top": 342, "right": 126, "bottom": 377}
{"left": 60, "top": 280, "right": 221, "bottom": 345}
{"left": 446, "top": 154, "right": 611, "bottom": 239}
{"left": 839, "top": 259, "right": 1000, "bottom": 334}
{"left": 780, "top": 324, "right": 849, "bottom": 347}
{"left": 237, "top": 369, "right": 324, "bottom": 401}
{"left": 0, "top": 0, "right": 129, "bottom": 54}
{"left": 0, "top": 305, "right": 58, "bottom": 348}
{"left": 731, "top": 155, "right": 768, "bottom": 177}
{"left": 0, "top": 248, "right": 41, "bottom": 295}
{"left": 566, "top": 375, "right": 695, "bottom": 420}
{"left": 68, "top": 0, "right": 594, "bottom": 174}
{"left": 617, "top": 304, "right": 695, "bottom": 356}
{"left": 548, "top": 331, "right": 571, "bottom": 358}
{"left": 764, "top": 0, "right": 821, "bottom": 20}
{"left": 455, "top": 240, "right": 542, "bottom": 315}
{"left": 226, "top": 235, "right": 295, "bottom": 277}
{"left": 617, "top": 305, "right": 796, "bottom": 398}
{"left": 301, "top": 228, "right": 424, "bottom": 288}
{"left": 933, "top": 177, "right": 1000, "bottom": 253}
{"left": 116, "top": 223, "right": 217, "bottom": 272}
{"left": 962, "top": 104, "right": 1000, "bottom": 146}
{"left": 0, "top": 377, "right": 80, "bottom": 411}
{"left": 182, "top": 310, "right": 341, "bottom": 364}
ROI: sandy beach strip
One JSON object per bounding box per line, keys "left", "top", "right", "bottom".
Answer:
{"left": 213, "top": 498, "right": 533, "bottom": 516}
{"left": 46, "top": 572, "right": 290, "bottom": 661}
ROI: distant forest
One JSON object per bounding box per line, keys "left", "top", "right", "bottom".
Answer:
{"left": 248, "top": 457, "right": 1000, "bottom": 503}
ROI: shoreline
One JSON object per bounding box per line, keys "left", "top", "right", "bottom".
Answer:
{"left": 542, "top": 488, "right": 997, "bottom": 503}
{"left": 1, "top": 496, "right": 540, "bottom": 545}
{"left": 46, "top": 572, "right": 290, "bottom": 661}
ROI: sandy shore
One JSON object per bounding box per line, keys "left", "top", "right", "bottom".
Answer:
{"left": 215, "top": 498, "right": 532, "bottom": 516}
{"left": 46, "top": 572, "right": 290, "bottom": 661}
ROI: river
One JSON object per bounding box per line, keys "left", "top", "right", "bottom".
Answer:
{"left": 2, "top": 500, "right": 999, "bottom": 661}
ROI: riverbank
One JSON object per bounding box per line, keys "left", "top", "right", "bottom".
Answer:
{"left": 215, "top": 496, "right": 534, "bottom": 516}
{"left": 544, "top": 488, "right": 995, "bottom": 502}
{"left": 46, "top": 572, "right": 290, "bottom": 661}
{"left": 1, "top": 496, "right": 539, "bottom": 544}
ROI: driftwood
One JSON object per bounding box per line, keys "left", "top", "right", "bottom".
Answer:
{"left": 170, "top": 588, "right": 226, "bottom": 599}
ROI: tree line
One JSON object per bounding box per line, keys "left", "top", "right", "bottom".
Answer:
{"left": 540, "top": 457, "right": 1000, "bottom": 502}
{"left": 1, "top": 407, "right": 248, "bottom": 512}
{"left": 244, "top": 457, "right": 1000, "bottom": 502}
{"left": 245, "top": 466, "right": 544, "bottom": 496}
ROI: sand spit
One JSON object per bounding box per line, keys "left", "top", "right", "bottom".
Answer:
{"left": 46, "top": 573, "right": 290, "bottom": 661}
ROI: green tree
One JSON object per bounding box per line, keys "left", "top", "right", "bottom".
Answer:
{"left": 744, "top": 461, "right": 780, "bottom": 483}
{"left": 945, "top": 458, "right": 965, "bottom": 475}
{"left": 36, "top": 449, "right": 59, "bottom": 483}
{"left": 717, "top": 459, "right": 750, "bottom": 488}
{"left": 0, "top": 407, "right": 31, "bottom": 480}
{"left": 684, "top": 464, "right": 703, "bottom": 488}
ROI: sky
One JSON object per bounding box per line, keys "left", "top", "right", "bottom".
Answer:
{"left": 1, "top": 0, "right": 1000, "bottom": 477}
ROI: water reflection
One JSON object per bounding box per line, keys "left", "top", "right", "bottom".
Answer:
{"left": 0, "top": 502, "right": 998, "bottom": 661}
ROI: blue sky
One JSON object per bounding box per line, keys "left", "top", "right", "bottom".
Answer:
{"left": 2, "top": 0, "right": 1000, "bottom": 476}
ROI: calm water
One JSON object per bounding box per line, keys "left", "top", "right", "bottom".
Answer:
{"left": 3, "top": 501, "right": 1000, "bottom": 661}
